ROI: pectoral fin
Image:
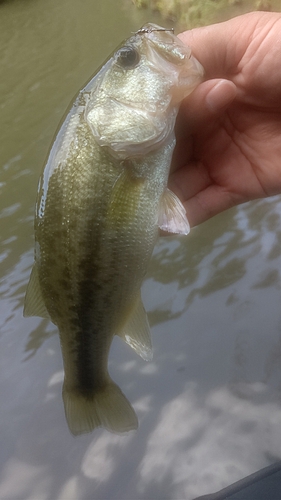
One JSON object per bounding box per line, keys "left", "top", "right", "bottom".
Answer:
{"left": 117, "top": 294, "right": 152, "bottom": 362}
{"left": 158, "top": 188, "right": 190, "bottom": 235}
{"left": 23, "top": 264, "right": 50, "bottom": 319}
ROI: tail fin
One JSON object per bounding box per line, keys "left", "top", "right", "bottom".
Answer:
{"left": 62, "top": 380, "right": 138, "bottom": 436}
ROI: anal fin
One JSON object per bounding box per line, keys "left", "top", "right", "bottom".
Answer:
{"left": 117, "top": 294, "right": 152, "bottom": 362}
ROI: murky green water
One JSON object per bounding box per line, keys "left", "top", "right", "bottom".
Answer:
{"left": 2, "top": 0, "right": 281, "bottom": 499}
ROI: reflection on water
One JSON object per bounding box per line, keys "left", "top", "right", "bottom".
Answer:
{"left": 147, "top": 197, "right": 281, "bottom": 328}
{"left": 2, "top": 0, "right": 281, "bottom": 498}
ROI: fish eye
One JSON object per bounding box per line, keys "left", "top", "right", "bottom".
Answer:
{"left": 116, "top": 46, "right": 140, "bottom": 69}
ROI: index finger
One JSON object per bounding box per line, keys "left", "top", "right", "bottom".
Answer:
{"left": 178, "top": 12, "right": 263, "bottom": 79}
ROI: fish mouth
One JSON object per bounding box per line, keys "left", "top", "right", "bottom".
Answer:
{"left": 133, "top": 23, "right": 204, "bottom": 102}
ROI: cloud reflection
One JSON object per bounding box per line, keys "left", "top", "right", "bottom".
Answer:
{"left": 137, "top": 382, "right": 281, "bottom": 499}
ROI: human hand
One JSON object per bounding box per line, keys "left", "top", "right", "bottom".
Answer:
{"left": 170, "top": 11, "right": 281, "bottom": 227}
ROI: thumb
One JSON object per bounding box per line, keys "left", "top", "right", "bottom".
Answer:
{"left": 177, "top": 14, "right": 251, "bottom": 77}
{"left": 181, "top": 78, "right": 237, "bottom": 129}
{"left": 171, "top": 78, "right": 237, "bottom": 172}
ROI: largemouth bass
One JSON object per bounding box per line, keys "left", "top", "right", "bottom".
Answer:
{"left": 24, "top": 24, "right": 203, "bottom": 435}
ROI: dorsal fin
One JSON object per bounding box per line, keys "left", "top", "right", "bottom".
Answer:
{"left": 23, "top": 264, "right": 50, "bottom": 319}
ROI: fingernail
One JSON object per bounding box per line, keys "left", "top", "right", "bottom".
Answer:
{"left": 206, "top": 80, "right": 237, "bottom": 113}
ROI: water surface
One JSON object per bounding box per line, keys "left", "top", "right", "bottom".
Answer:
{"left": 1, "top": 1, "right": 281, "bottom": 499}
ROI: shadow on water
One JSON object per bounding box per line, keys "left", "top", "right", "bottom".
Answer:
{"left": 23, "top": 319, "right": 56, "bottom": 360}
{"left": 147, "top": 197, "right": 280, "bottom": 328}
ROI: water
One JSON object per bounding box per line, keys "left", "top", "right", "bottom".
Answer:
{"left": 1, "top": 0, "right": 281, "bottom": 498}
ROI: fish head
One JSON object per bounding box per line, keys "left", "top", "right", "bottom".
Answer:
{"left": 86, "top": 24, "right": 204, "bottom": 158}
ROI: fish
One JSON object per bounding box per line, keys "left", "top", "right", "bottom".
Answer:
{"left": 24, "top": 24, "right": 204, "bottom": 435}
